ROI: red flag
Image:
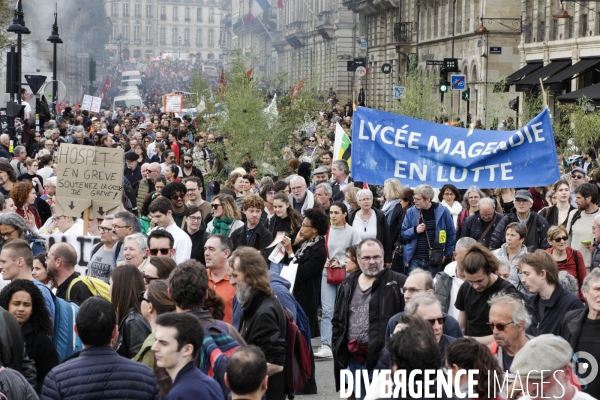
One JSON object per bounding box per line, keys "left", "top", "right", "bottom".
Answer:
{"left": 99, "top": 76, "right": 111, "bottom": 99}
{"left": 246, "top": 68, "right": 253, "bottom": 78}
{"left": 290, "top": 78, "right": 306, "bottom": 98}
{"left": 218, "top": 67, "right": 227, "bottom": 95}
{"left": 278, "top": 0, "right": 283, "bottom": 7}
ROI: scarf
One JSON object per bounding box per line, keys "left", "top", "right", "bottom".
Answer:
{"left": 211, "top": 217, "right": 234, "bottom": 235}
{"left": 382, "top": 199, "right": 400, "bottom": 226}
{"left": 295, "top": 234, "right": 323, "bottom": 260}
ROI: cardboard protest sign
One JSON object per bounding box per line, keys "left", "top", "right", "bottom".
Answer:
{"left": 91, "top": 97, "right": 102, "bottom": 113}
{"left": 55, "top": 144, "right": 124, "bottom": 219}
{"left": 81, "top": 95, "right": 93, "bottom": 111}
{"left": 43, "top": 234, "right": 101, "bottom": 275}
{"left": 164, "top": 94, "right": 183, "bottom": 113}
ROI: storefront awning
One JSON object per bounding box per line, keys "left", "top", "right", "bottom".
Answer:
{"left": 515, "top": 59, "right": 571, "bottom": 92}
{"left": 506, "top": 61, "right": 543, "bottom": 85}
{"left": 544, "top": 58, "right": 600, "bottom": 92}
{"left": 556, "top": 83, "right": 600, "bottom": 103}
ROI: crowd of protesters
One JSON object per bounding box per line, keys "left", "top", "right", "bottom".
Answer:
{"left": 0, "top": 84, "right": 598, "bottom": 400}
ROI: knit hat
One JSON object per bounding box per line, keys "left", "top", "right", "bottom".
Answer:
{"left": 509, "top": 334, "right": 573, "bottom": 379}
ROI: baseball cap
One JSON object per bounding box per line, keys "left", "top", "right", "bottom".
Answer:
{"left": 571, "top": 167, "right": 586, "bottom": 176}
{"left": 514, "top": 189, "right": 533, "bottom": 202}
{"left": 312, "top": 166, "right": 328, "bottom": 176}
{"left": 139, "top": 123, "right": 147, "bottom": 129}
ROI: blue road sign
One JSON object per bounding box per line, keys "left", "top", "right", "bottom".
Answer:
{"left": 451, "top": 75, "right": 466, "bottom": 90}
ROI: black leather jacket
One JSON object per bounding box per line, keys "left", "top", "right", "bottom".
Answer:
{"left": 115, "top": 309, "right": 151, "bottom": 359}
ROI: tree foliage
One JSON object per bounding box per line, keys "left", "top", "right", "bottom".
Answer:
{"left": 555, "top": 96, "right": 600, "bottom": 156}
{"left": 390, "top": 65, "right": 442, "bottom": 121}
{"left": 0, "top": 0, "right": 17, "bottom": 58}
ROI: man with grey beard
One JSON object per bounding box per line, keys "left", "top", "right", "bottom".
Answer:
{"left": 331, "top": 238, "right": 407, "bottom": 399}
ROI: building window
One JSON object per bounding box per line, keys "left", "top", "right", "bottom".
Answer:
{"left": 134, "top": 50, "right": 141, "bottom": 58}
{"left": 146, "top": 26, "right": 152, "bottom": 43}
{"left": 160, "top": 28, "right": 166, "bottom": 45}
{"left": 581, "top": 14, "right": 588, "bottom": 37}
{"left": 185, "top": 7, "right": 191, "bottom": 21}
{"left": 111, "top": 3, "right": 118, "bottom": 17}
{"left": 123, "top": 24, "right": 129, "bottom": 41}
{"left": 160, "top": 6, "right": 166, "bottom": 20}
{"left": 552, "top": 19, "right": 558, "bottom": 40}
{"left": 184, "top": 29, "right": 190, "bottom": 45}
{"left": 123, "top": 3, "right": 129, "bottom": 17}
{"left": 538, "top": 20, "right": 545, "bottom": 41}
{"left": 134, "top": 3, "right": 141, "bottom": 18}
{"left": 172, "top": 28, "right": 179, "bottom": 46}
{"left": 208, "top": 29, "right": 214, "bottom": 47}
{"left": 568, "top": 17, "right": 574, "bottom": 39}
{"left": 134, "top": 25, "right": 141, "bottom": 42}
{"left": 173, "top": 6, "right": 178, "bottom": 21}
{"left": 197, "top": 8, "right": 203, "bottom": 22}
{"left": 112, "top": 23, "right": 118, "bottom": 40}
{"left": 196, "top": 29, "right": 202, "bottom": 46}
{"left": 209, "top": 8, "right": 214, "bottom": 22}
{"left": 146, "top": 4, "right": 152, "bottom": 18}
{"left": 526, "top": 22, "right": 533, "bottom": 43}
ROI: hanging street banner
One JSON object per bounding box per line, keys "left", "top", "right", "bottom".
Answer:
{"left": 350, "top": 107, "right": 560, "bottom": 188}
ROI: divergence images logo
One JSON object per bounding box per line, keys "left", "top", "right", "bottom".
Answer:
{"left": 573, "top": 352, "right": 599, "bottom": 387}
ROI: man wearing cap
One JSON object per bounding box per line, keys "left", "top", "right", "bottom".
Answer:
{"left": 508, "top": 334, "right": 593, "bottom": 400}
{"left": 124, "top": 152, "right": 143, "bottom": 186}
{"left": 309, "top": 166, "right": 329, "bottom": 193}
{"left": 567, "top": 183, "right": 600, "bottom": 270}
{"left": 570, "top": 167, "right": 589, "bottom": 208}
{"left": 490, "top": 189, "right": 550, "bottom": 251}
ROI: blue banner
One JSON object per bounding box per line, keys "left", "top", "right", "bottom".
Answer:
{"left": 350, "top": 107, "right": 560, "bottom": 188}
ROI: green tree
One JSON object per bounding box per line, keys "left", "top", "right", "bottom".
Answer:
{"left": 555, "top": 96, "right": 600, "bottom": 155}
{"left": 0, "top": 0, "right": 17, "bottom": 58}
{"left": 391, "top": 65, "right": 442, "bottom": 121}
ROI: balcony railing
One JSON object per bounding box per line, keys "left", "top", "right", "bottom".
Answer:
{"left": 393, "top": 22, "right": 413, "bottom": 42}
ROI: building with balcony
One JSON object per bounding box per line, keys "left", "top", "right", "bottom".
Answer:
{"left": 105, "top": 0, "right": 223, "bottom": 61}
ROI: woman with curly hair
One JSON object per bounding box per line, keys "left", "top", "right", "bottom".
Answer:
{"left": 10, "top": 180, "right": 41, "bottom": 229}
{"left": 0, "top": 212, "right": 45, "bottom": 255}
{"left": 446, "top": 338, "right": 504, "bottom": 400}
{"left": 0, "top": 279, "right": 59, "bottom": 392}
{"left": 281, "top": 207, "right": 329, "bottom": 337}
{"left": 110, "top": 265, "right": 151, "bottom": 358}
{"left": 0, "top": 161, "right": 17, "bottom": 196}
{"left": 206, "top": 194, "right": 244, "bottom": 236}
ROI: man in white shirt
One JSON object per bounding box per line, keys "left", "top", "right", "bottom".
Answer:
{"left": 148, "top": 196, "right": 192, "bottom": 264}
{"left": 146, "top": 130, "right": 165, "bottom": 159}
{"left": 433, "top": 237, "right": 475, "bottom": 320}
{"left": 20, "top": 89, "right": 32, "bottom": 121}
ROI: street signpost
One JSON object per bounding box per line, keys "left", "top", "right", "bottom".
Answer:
{"left": 393, "top": 86, "right": 405, "bottom": 99}
{"left": 451, "top": 75, "right": 466, "bottom": 91}
{"left": 356, "top": 66, "right": 367, "bottom": 77}
{"left": 381, "top": 63, "right": 392, "bottom": 74}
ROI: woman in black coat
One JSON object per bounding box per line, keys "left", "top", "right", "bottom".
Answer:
{"left": 282, "top": 208, "right": 328, "bottom": 338}
{"left": 0, "top": 279, "right": 59, "bottom": 393}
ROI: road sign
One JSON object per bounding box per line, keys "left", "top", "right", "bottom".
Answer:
{"left": 77, "top": 53, "right": 90, "bottom": 59}
{"left": 426, "top": 60, "right": 444, "bottom": 66}
{"left": 444, "top": 58, "right": 459, "bottom": 72}
{"left": 451, "top": 75, "right": 466, "bottom": 91}
{"left": 381, "top": 63, "right": 392, "bottom": 74}
{"left": 356, "top": 66, "right": 367, "bottom": 77}
{"left": 347, "top": 60, "right": 356, "bottom": 72}
{"left": 393, "top": 86, "right": 405, "bottom": 99}
{"left": 24, "top": 75, "right": 47, "bottom": 95}
{"left": 360, "top": 37, "right": 367, "bottom": 49}
{"left": 490, "top": 46, "right": 502, "bottom": 54}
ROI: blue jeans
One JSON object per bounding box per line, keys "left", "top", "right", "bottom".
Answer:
{"left": 269, "top": 261, "right": 285, "bottom": 275}
{"left": 320, "top": 273, "right": 338, "bottom": 346}
{"left": 407, "top": 257, "right": 441, "bottom": 276}
{"left": 345, "top": 357, "right": 372, "bottom": 400}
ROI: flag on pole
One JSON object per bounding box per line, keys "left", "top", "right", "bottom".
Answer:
{"left": 218, "top": 67, "right": 227, "bottom": 95}
{"left": 99, "top": 76, "right": 112, "bottom": 99}
{"left": 247, "top": 0, "right": 271, "bottom": 24}
{"left": 290, "top": 78, "right": 306, "bottom": 98}
{"left": 333, "top": 122, "right": 352, "bottom": 168}
{"left": 246, "top": 68, "right": 253, "bottom": 79}
{"left": 277, "top": 0, "right": 283, "bottom": 8}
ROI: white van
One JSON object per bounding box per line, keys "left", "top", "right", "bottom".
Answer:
{"left": 113, "top": 94, "right": 144, "bottom": 111}
{"left": 121, "top": 70, "right": 141, "bottom": 81}
{"left": 202, "top": 65, "right": 218, "bottom": 77}
{"left": 120, "top": 79, "right": 143, "bottom": 87}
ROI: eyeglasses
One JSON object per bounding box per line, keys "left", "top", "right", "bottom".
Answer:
{"left": 188, "top": 216, "right": 202, "bottom": 222}
{"left": 112, "top": 224, "right": 131, "bottom": 230}
{"left": 488, "top": 321, "right": 515, "bottom": 331}
{"left": 443, "top": 192, "right": 454, "bottom": 197}
{"left": 413, "top": 197, "right": 423, "bottom": 202}
{"left": 167, "top": 156, "right": 175, "bottom": 160}
{"left": 184, "top": 160, "right": 193, "bottom": 163}
{"left": 31, "top": 164, "right": 39, "bottom": 168}
{"left": 139, "top": 291, "right": 151, "bottom": 303}
{"left": 142, "top": 274, "right": 160, "bottom": 284}
{"left": 426, "top": 317, "right": 446, "bottom": 326}
{"left": 553, "top": 236, "right": 568, "bottom": 242}
{"left": 400, "top": 287, "right": 423, "bottom": 295}
{"left": 211, "top": 204, "right": 221, "bottom": 209}
{"left": 572, "top": 175, "right": 585, "bottom": 179}
{"left": 98, "top": 226, "right": 112, "bottom": 233}
{"left": 170, "top": 193, "right": 184, "bottom": 200}
{"left": 0, "top": 229, "right": 16, "bottom": 238}
{"left": 360, "top": 255, "right": 382, "bottom": 262}
{"left": 268, "top": 191, "right": 277, "bottom": 195}
{"left": 149, "top": 248, "right": 171, "bottom": 256}
{"left": 301, "top": 223, "right": 314, "bottom": 228}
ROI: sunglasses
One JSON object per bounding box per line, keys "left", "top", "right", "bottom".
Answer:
{"left": 184, "top": 160, "right": 193, "bottom": 163}
{"left": 426, "top": 317, "right": 446, "bottom": 326}
{"left": 149, "top": 248, "right": 171, "bottom": 256}
{"left": 170, "top": 193, "right": 184, "bottom": 200}
{"left": 211, "top": 203, "right": 221, "bottom": 209}
{"left": 553, "top": 236, "right": 568, "bottom": 242}
{"left": 571, "top": 175, "right": 585, "bottom": 179}
{"left": 139, "top": 291, "right": 152, "bottom": 303}
{"left": 142, "top": 274, "right": 159, "bottom": 285}
{"left": 488, "top": 321, "right": 514, "bottom": 331}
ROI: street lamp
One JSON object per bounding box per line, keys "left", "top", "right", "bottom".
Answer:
{"left": 474, "top": 17, "right": 523, "bottom": 34}
{"left": 7, "top": 0, "right": 30, "bottom": 105}
{"left": 47, "top": 3, "right": 62, "bottom": 117}
{"left": 178, "top": 36, "right": 181, "bottom": 59}
{"left": 553, "top": 1, "right": 569, "bottom": 18}
{"left": 117, "top": 34, "right": 123, "bottom": 63}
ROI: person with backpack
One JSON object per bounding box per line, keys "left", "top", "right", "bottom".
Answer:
{"left": 47, "top": 243, "right": 94, "bottom": 306}
{"left": 169, "top": 259, "right": 245, "bottom": 398}
{"left": 88, "top": 216, "right": 122, "bottom": 283}
{"left": 229, "top": 247, "right": 287, "bottom": 400}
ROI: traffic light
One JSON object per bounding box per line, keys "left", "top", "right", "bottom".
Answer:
{"left": 509, "top": 97, "right": 519, "bottom": 111}
{"left": 89, "top": 59, "right": 96, "bottom": 82}
{"left": 439, "top": 79, "right": 449, "bottom": 93}
{"left": 462, "top": 88, "right": 470, "bottom": 101}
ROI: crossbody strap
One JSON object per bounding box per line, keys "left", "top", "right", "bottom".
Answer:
{"left": 420, "top": 211, "right": 433, "bottom": 250}
{"left": 477, "top": 214, "right": 497, "bottom": 243}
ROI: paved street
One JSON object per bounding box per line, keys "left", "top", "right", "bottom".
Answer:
{"left": 302, "top": 338, "right": 338, "bottom": 400}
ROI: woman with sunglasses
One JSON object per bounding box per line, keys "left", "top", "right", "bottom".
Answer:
{"left": 123, "top": 233, "right": 150, "bottom": 272}
{"left": 133, "top": 280, "right": 176, "bottom": 373}
{"left": 110, "top": 265, "right": 151, "bottom": 359}
{"left": 493, "top": 222, "right": 529, "bottom": 296}
{"left": 143, "top": 256, "right": 177, "bottom": 289}
{"left": 206, "top": 194, "right": 244, "bottom": 237}
{"left": 546, "top": 225, "right": 587, "bottom": 300}
{"left": 182, "top": 206, "right": 206, "bottom": 262}
{"left": 539, "top": 180, "right": 574, "bottom": 227}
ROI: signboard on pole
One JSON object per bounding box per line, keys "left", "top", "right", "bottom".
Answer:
{"left": 54, "top": 144, "right": 124, "bottom": 219}
{"left": 451, "top": 75, "right": 466, "bottom": 91}
{"left": 163, "top": 94, "right": 183, "bottom": 113}
{"left": 381, "top": 63, "right": 392, "bottom": 74}
{"left": 355, "top": 66, "right": 367, "bottom": 77}
{"left": 393, "top": 86, "right": 405, "bottom": 99}
{"left": 490, "top": 47, "right": 502, "bottom": 54}
{"left": 91, "top": 97, "right": 102, "bottom": 113}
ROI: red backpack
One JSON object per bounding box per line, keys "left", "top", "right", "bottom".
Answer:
{"left": 285, "top": 312, "right": 312, "bottom": 397}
